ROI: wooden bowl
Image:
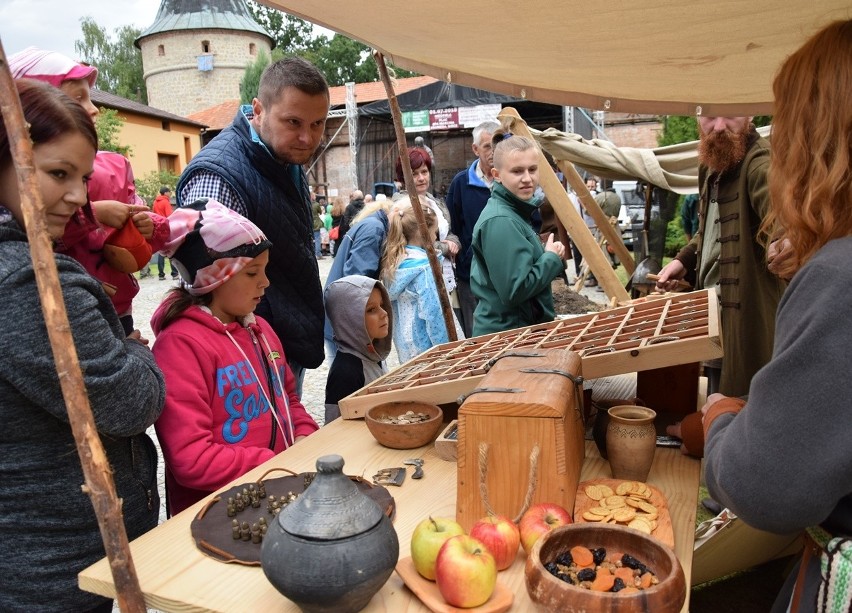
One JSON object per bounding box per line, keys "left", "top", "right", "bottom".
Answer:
{"left": 365, "top": 401, "right": 443, "bottom": 449}
{"left": 525, "top": 524, "right": 686, "bottom": 613}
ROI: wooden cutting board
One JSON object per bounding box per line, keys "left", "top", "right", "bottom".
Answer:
{"left": 395, "top": 557, "right": 513, "bottom": 613}
{"left": 573, "top": 478, "right": 675, "bottom": 550}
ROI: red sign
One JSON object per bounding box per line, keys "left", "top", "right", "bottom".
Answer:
{"left": 429, "top": 108, "right": 460, "bottom": 130}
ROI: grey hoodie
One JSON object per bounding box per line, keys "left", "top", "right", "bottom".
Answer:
{"left": 324, "top": 275, "right": 393, "bottom": 422}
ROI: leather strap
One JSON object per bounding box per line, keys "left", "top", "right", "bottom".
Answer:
{"left": 792, "top": 531, "right": 819, "bottom": 612}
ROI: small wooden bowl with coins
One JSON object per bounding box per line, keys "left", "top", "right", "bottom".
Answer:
{"left": 365, "top": 401, "right": 443, "bottom": 449}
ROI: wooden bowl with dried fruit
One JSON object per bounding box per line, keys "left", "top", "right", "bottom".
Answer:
{"left": 525, "top": 523, "right": 686, "bottom": 613}
{"left": 365, "top": 401, "right": 443, "bottom": 449}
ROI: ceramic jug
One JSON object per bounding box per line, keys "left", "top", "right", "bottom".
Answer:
{"left": 261, "top": 455, "right": 399, "bottom": 612}
{"left": 605, "top": 405, "right": 657, "bottom": 482}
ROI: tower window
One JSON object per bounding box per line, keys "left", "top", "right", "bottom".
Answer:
{"left": 249, "top": 43, "right": 257, "bottom": 56}
{"left": 158, "top": 44, "right": 165, "bottom": 56}
{"left": 201, "top": 40, "right": 210, "bottom": 53}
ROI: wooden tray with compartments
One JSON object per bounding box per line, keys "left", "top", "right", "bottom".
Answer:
{"left": 339, "top": 290, "right": 721, "bottom": 419}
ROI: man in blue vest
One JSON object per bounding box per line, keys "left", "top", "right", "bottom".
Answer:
{"left": 446, "top": 120, "right": 500, "bottom": 337}
{"left": 178, "top": 57, "right": 330, "bottom": 397}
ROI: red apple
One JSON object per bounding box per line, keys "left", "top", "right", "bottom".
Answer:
{"left": 518, "top": 502, "right": 572, "bottom": 554}
{"left": 469, "top": 515, "right": 520, "bottom": 570}
{"left": 410, "top": 516, "right": 465, "bottom": 580}
{"left": 435, "top": 535, "right": 497, "bottom": 608}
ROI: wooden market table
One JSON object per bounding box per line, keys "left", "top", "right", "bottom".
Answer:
{"left": 79, "top": 417, "right": 700, "bottom": 612}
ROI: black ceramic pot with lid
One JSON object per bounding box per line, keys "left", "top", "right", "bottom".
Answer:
{"left": 260, "top": 455, "right": 399, "bottom": 613}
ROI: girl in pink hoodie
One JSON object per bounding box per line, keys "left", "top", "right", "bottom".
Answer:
{"left": 151, "top": 199, "right": 318, "bottom": 516}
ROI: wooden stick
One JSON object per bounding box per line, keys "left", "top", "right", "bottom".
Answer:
{"left": 557, "top": 159, "right": 635, "bottom": 276}
{"left": 375, "top": 53, "right": 458, "bottom": 342}
{"left": 0, "top": 43, "right": 146, "bottom": 612}
{"left": 497, "top": 108, "right": 630, "bottom": 303}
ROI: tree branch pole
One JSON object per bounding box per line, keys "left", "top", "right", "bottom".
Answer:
{"left": 0, "top": 42, "right": 146, "bottom": 612}
{"left": 374, "top": 52, "right": 458, "bottom": 342}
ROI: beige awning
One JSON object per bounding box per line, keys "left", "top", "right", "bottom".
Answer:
{"left": 260, "top": 0, "right": 848, "bottom": 116}
{"left": 533, "top": 125, "right": 771, "bottom": 194}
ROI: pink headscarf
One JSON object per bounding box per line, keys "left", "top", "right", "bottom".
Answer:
{"left": 162, "top": 199, "right": 272, "bottom": 296}
{"left": 8, "top": 46, "right": 98, "bottom": 88}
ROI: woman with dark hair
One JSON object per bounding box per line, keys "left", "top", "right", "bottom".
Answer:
{"left": 0, "top": 79, "right": 165, "bottom": 611}
{"left": 394, "top": 146, "right": 461, "bottom": 299}
{"left": 700, "top": 20, "right": 852, "bottom": 612}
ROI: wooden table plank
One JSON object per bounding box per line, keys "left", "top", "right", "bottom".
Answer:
{"left": 79, "top": 418, "right": 700, "bottom": 612}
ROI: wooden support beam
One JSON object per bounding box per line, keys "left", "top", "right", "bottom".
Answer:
{"left": 557, "top": 160, "right": 635, "bottom": 276}
{"left": 497, "top": 107, "right": 630, "bottom": 303}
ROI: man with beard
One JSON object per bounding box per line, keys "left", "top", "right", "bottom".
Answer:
{"left": 656, "top": 116, "right": 785, "bottom": 399}
{"left": 447, "top": 120, "right": 500, "bottom": 337}
{"left": 178, "top": 57, "right": 330, "bottom": 396}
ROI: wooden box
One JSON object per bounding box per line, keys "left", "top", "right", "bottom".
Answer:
{"left": 456, "top": 348, "right": 584, "bottom": 531}
{"left": 338, "top": 290, "right": 721, "bottom": 419}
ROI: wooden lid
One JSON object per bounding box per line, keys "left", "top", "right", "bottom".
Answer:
{"left": 458, "top": 348, "right": 582, "bottom": 418}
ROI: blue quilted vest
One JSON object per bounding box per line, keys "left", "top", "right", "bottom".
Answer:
{"left": 177, "top": 111, "right": 325, "bottom": 368}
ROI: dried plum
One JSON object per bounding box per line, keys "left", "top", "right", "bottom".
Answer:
{"left": 557, "top": 572, "right": 572, "bottom": 583}
{"left": 592, "top": 547, "right": 607, "bottom": 565}
{"left": 576, "top": 568, "right": 597, "bottom": 582}
{"left": 545, "top": 561, "right": 559, "bottom": 575}
{"left": 555, "top": 551, "right": 573, "bottom": 566}
{"left": 621, "top": 554, "right": 649, "bottom": 574}
{"left": 611, "top": 577, "right": 627, "bottom": 592}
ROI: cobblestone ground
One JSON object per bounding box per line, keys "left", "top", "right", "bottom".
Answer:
{"left": 132, "top": 256, "right": 607, "bottom": 526}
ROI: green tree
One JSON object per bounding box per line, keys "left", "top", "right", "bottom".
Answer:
{"left": 135, "top": 170, "right": 180, "bottom": 206}
{"left": 75, "top": 17, "right": 146, "bottom": 103}
{"left": 241, "top": 49, "right": 272, "bottom": 103}
{"left": 95, "top": 108, "right": 131, "bottom": 157}
{"left": 247, "top": 1, "right": 321, "bottom": 54}
{"left": 657, "top": 116, "right": 698, "bottom": 147}
{"left": 245, "top": 2, "right": 417, "bottom": 86}
{"left": 308, "top": 35, "right": 376, "bottom": 86}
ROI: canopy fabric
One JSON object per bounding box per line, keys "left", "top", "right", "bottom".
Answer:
{"left": 260, "top": 0, "right": 849, "bottom": 116}
{"left": 533, "top": 125, "right": 771, "bottom": 195}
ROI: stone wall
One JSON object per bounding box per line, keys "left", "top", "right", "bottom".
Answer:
{"left": 140, "top": 29, "right": 271, "bottom": 117}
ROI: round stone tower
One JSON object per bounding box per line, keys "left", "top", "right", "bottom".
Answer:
{"left": 136, "top": 0, "right": 274, "bottom": 117}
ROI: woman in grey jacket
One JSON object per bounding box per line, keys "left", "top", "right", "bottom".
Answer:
{"left": 701, "top": 20, "right": 852, "bottom": 613}
{"left": 0, "top": 80, "right": 165, "bottom": 612}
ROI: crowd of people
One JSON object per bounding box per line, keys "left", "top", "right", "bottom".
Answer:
{"left": 1, "top": 18, "right": 851, "bottom": 611}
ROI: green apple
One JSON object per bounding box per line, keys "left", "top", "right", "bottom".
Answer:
{"left": 410, "top": 516, "right": 465, "bottom": 580}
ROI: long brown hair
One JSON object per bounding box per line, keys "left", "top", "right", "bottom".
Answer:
{"left": 156, "top": 288, "right": 213, "bottom": 330}
{"left": 759, "top": 20, "right": 852, "bottom": 278}
{"left": 381, "top": 199, "right": 437, "bottom": 284}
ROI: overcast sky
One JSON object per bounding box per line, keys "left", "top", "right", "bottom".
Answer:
{"left": 0, "top": 0, "right": 331, "bottom": 65}
{"left": 0, "top": 0, "right": 162, "bottom": 61}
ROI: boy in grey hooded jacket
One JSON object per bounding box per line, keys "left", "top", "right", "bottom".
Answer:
{"left": 324, "top": 275, "right": 393, "bottom": 423}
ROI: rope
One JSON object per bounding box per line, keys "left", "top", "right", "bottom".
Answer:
{"left": 478, "top": 442, "right": 540, "bottom": 523}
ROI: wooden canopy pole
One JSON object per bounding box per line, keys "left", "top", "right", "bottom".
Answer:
{"left": 0, "top": 43, "right": 146, "bottom": 612}
{"left": 497, "top": 108, "right": 630, "bottom": 303}
{"left": 375, "top": 52, "right": 458, "bottom": 341}
{"left": 557, "top": 160, "right": 635, "bottom": 276}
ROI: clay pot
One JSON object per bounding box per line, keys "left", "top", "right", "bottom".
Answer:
{"left": 606, "top": 406, "right": 657, "bottom": 482}
{"left": 261, "top": 455, "right": 399, "bottom": 612}
{"left": 591, "top": 399, "right": 646, "bottom": 460}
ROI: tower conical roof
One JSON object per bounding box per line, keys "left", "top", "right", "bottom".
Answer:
{"left": 136, "top": 0, "right": 274, "bottom": 48}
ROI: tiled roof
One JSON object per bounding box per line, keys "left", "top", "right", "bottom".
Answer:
{"left": 91, "top": 89, "right": 208, "bottom": 128}
{"left": 187, "top": 98, "right": 241, "bottom": 130}
{"left": 328, "top": 75, "right": 436, "bottom": 106}
{"left": 186, "top": 76, "right": 439, "bottom": 131}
